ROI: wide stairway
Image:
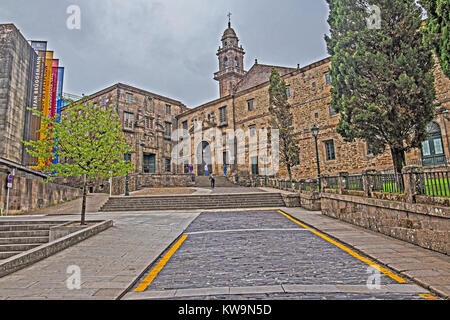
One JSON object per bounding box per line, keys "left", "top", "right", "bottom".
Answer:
{"left": 100, "top": 192, "right": 286, "bottom": 212}
{"left": 0, "top": 221, "right": 62, "bottom": 261}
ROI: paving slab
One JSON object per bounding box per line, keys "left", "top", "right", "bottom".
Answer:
{"left": 0, "top": 211, "right": 200, "bottom": 300}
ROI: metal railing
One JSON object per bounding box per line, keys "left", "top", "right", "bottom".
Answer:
{"left": 345, "top": 175, "right": 364, "bottom": 191}
{"left": 324, "top": 176, "right": 339, "bottom": 189}
{"left": 372, "top": 173, "right": 405, "bottom": 194}
{"left": 416, "top": 170, "right": 450, "bottom": 198}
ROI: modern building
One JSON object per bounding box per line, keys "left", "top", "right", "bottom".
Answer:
{"left": 0, "top": 23, "right": 65, "bottom": 168}
{"left": 0, "top": 24, "right": 36, "bottom": 164}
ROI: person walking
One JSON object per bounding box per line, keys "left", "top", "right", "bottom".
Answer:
{"left": 209, "top": 172, "right": 215, "bottom": 189}
{"left": 189, "top": 164, "right": 193, "bottom": 174}
{"left": 223, "top": 164, "right": 228, "bottom": 176}
{"left": 204, "top": 164, "right": 209, "bottom": 176}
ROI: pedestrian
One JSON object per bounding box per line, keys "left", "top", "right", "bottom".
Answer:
{"left": 223, "top": 164, "right": 227, "bottom": 176}
{"left": 204, "top": 164, "right": 209, "bottom": 176}
{"left": 189, "top": 164, "right": 193, "bottom": 174}
{"left": 209, "top": 172, "right": 215, "bottom": 189}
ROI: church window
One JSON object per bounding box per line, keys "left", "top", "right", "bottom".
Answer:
{"left": 325, "top": 73, "right": 332, "bottom": 85}
{"left": 219, "top": 106, "right": 227, "bottom": 125}
{"left": 224, "top": 57, "right": 228, "bottom": 68}
{"left": 235, "top": 57, "right": 239, "bottom": 68}
{"left": 286, "top": 87, "right": 291, "bottom": 98}
{"left": 166, "top": 104, "right": 171, "bottom": 115}
{"left": 329, "top": 105, "right": 338, "bottom": 116}
{"left": 312, "top": 81, "right": 316, "bottom": 88}
{"left": 248, "top": 99, "right": 254, "bottom": 111}
{"left": 325, "top": 140, "right": 336, "bottom": 161}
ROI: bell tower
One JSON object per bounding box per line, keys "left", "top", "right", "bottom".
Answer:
{"left": 214, "top": 13, "right": 246, "bottom": 98}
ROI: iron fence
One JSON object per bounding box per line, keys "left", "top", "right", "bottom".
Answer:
{"left": 324, "top": 176, "right": 339, "bottom": 189}
{"left": 372, "top": 173, "right": 405, "bottom": 194}
{"left": 416, "top": 170, "right": 450, "bottom": 198}
{"left": 344, "top": 175, "right": 364, "bottom": 191}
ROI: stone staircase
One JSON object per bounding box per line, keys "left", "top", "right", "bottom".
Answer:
{"left": 194, "top": 176, "right": 237, "bottom": 187}
{"left": 100, "top": 192, "right": 286, "bottom": 212}
{"left": 0, "top": 221, "right": 63, "bottom": 261}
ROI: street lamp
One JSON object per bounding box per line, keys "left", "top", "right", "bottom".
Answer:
{"left": 125, "top": 152, "right": 130, "bottom": 196}
{"left": 311, "top": 125, "right": 321, "bottom": 192}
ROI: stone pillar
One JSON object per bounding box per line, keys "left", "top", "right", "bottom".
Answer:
{"left": 402, "top": 166, "right": 423, "bottom": 204}
{"left": 362, "top": 169, "right": 377, "bottom": 198}
{"left": 338, "top": 172, "right": 349, "bottom": 195}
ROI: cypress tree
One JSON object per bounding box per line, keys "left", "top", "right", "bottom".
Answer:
{"left": 421, "top": 0, "right": 449, "bottom": 78}
{"left": 325, "top": 0, "right": 436, "bottom": 174}
{"left": 268, "top": 68, "right": 300, "bottom": 182}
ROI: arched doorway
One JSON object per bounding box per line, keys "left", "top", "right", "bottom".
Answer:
{"left": 422, "top": 122, "right": 446, "bottom": 166}
{"left": 196, "top": 141, "right": 212, "bottom": 176}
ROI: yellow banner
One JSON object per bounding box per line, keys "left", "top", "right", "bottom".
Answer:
{"left": 38, "top": 51, "right": 54, "bottom": 168}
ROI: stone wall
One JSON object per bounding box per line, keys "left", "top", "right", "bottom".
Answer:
{"left": 56, "top": 173, "right": 195, "bottom": 196}
{"left": 321, "top": 193, "right": 449, "bottom": 255}
{"left": 0, "top": 165, "right": 82, "bottom": 214}
{"left": 0, "top": 24, "right": 36, "bottom": 164}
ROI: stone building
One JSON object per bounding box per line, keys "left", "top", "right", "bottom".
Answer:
{"left": 0, "top": 24, "right": 36, "bottom": 164}
{"left": 176, "top": 22, "right": 450, "bottom": 181}
{"left": 72, "top": 83, "right": 188, "bottom": 175}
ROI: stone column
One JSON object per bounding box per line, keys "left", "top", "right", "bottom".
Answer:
{"left": 402, "top": 166, "right": 423, "bottom": 203}
{"left": 338, "top": 172, "right": 349, "bottom": 195}
{"left": 362, "top": 169, "right": 377, "bottom": 198}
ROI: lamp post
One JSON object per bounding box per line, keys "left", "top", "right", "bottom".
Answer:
{"left": 125, "top": 152, "right": 130, "bottom": 196}
{"left": 311, "top": 125, "right": 321, "bottom": 192}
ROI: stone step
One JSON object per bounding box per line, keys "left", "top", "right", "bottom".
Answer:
{"left": 0, "top": 243, "right": 42, "bottom": 252}
{"left": 0, "top": 230, "right": 50, "bottom": 238}
{"left": 0, "top": 224, "right": 54, "bottom": 232}
{"left": 0, "top": 237, "right": 49, "bottom": 245}
{"left": 0, "top": 251, "right": 22, "bottom": 260}
{"left": 0, "top": 221, "right": 62, "bottom": 226}
{"left": 100, "top": 193, "right": 285, "bottom": 212}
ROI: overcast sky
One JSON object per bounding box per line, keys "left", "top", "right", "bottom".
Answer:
{"left": 0, "top": 0, "right": 330, "bottom": 108}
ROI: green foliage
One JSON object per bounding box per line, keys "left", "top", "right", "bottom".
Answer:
{"left": 421, "top": 0, "right": 449, "bottom": 78}
{"left": 268, "top": 68, "right": 300, "bottom": 180}
{"left": 325, "top": 0, "right": 436, "bottom": 173}
{"left": 23, "top": 99, "right": 133, "bottom": 224}
{"left": 24, "top": 100, "right": 133, "bottom": 179}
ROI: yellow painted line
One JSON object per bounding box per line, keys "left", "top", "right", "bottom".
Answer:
{"left": 277, "top": 210, "right": 407, "bottom": 284}
{"left": 419, "top": 294, "right": 440, "bottom": 300}
{"left": 134, "top": 234, "right": 188, "bottom": 292}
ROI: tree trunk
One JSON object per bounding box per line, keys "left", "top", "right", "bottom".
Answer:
{"left": 391, "top": 147, "right": 406, "bottom": 175}
{"left": 81, "top": 178, "right": 87, "bottom": 226}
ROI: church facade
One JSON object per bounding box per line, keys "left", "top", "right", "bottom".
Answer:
{"left": 175, "top": 22, "right": 450, "bottom": 181}
{"left": 79, "top": 22, "right": 450, "bottom": 186}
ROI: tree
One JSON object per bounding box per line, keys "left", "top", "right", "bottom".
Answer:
{"left": 325, "top": 0, "right": 436, "bottom": 174}
{"left": 23, "top": 100, "right": 133, "bottom": 225}
{"left": 268, "top": 68, "right": 300, "bottom": 182}
{"left": 421, "top": 0, "right": 449, "bottom": 78}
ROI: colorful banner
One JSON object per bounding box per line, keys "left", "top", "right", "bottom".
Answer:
{"left": 40, "top": 50, "right": 53, "bottom": 141}
{"left": 56, "top": 67, "right": 65, "bottom": 121}
{"left": 50, "top": 59, "right": 59, "bottom": 118}
{"left": 53, "top": 67, "right": 65, "bottom": 165}
{"left": 30, "top": 41, "right": 47, "bottom": 112}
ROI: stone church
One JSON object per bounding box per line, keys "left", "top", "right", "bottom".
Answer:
{"left": 78, "top": 20, "right": 450, "bottom": 190}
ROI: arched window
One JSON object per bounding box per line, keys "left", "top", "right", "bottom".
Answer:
{"left": 223, "top": 57, "right": 228, "bottom": 68}
{"left": 235, "top": 57, "right": 239, "bottom": 68}
{"left": 422, "top": 122, "right": 446, "bottom": 166}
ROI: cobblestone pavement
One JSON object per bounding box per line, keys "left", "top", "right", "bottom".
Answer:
{"left": 124, "top": 211, "right": 437, "bottom": 300}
